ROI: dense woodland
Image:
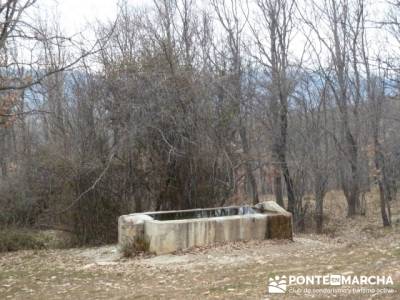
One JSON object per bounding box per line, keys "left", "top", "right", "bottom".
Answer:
{"left": 1, "top": 0, "right": 400, "bottom": 244}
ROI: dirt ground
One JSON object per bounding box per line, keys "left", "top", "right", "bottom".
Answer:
{"left": 1, "top": 191, "right": 400, "bottom": 300}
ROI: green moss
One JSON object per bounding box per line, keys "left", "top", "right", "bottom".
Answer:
{"left": 266, "top": 215, "right": 293, "bottom": 240}
{"left": 120, "top": 236, "right": 150, "bottom": 258}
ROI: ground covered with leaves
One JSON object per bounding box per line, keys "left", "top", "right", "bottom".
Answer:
{"left": 1, "top": 192, "right": 400, "bottom": 299}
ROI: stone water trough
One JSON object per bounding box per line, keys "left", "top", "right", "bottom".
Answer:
{"left": 118, "top": 201, "right": 293, "bottom": 255}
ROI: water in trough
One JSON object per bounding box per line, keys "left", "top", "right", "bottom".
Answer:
{"left": 148, "top": 206, "right": 257, "bottom": 221}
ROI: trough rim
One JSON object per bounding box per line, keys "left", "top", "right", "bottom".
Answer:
{"left": 127, "top": 204, "right": 257, "bottom": 217}
{"left": 142, "top": 212, "right": 276, "bottom": 224}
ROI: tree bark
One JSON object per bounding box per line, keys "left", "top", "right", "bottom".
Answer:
{"left": 374, "top": 139, "right": 392, "bottom": 227}
{"left": 239, "top": 126, "right": 259, "bottom": 205}
{"left": 274, "top": 172, "right": 284, "bottom": 207}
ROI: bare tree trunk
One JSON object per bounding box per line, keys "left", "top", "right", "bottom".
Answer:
{"left": 347, "top": 142, "right": 360, "bottom": 217}
{"left": 315, "top": 191, "right": 324, "bottom": 233}
{"left": 378, "top": 181, "right": 391, "bottom": 227}
{"left": 274, "top": 171, "right": 284, "bottom": 207}
{"left": 239, "top": 126, "right": 259, "bottom": 204}
{"left": 0, "top": 129, "right": 8, "bottom": 178}
{"left": 374, "top": 138, "right": 392, "bottom": 227}
{"left": 315, "top": 175, "right": 327, "bottom": 233}
{"left": 281, "top": 157, "right": 296, "bottom": 213}
{"left": 275, "top": 101, "right": 295, "bottom": 213}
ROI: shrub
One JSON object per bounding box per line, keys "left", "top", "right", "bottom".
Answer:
{"left": 0, "top": 229, "right": 47, "bottom": 252}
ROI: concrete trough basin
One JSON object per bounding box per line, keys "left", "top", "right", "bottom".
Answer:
{"left": 118, "top": 201, "right": 292, "bottom": 255}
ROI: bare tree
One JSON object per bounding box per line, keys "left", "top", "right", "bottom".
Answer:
{"left": 211, "top": 0, "right": 259, "bottom": 204}
{"left": 302, "top": 0, "right": 365, "bottom": 216}
{"left": 293, "top": 71, "right": 332, "bottom": 232}
{"left": 251, "top": 0, "right": 297, "bottom": 213}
